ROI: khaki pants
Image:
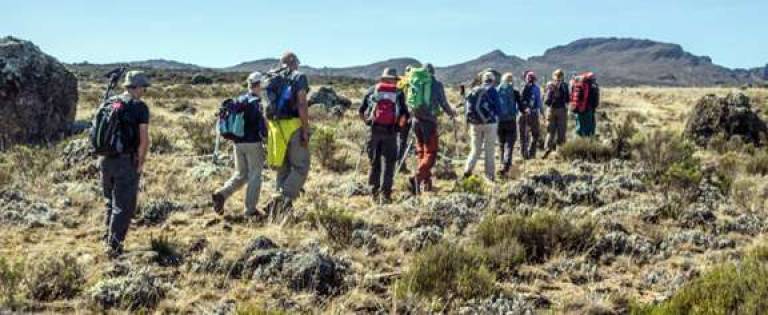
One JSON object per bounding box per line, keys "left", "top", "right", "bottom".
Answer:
{"left": 464, "top": 123, "right": 497, "bottom": 180}
{"left": 519, "top": 111, "right": 541, "bottom": 159}
{"left": 216, "top": 142, "right": 265, "bottom": 215}
{"left": 546, "top": 106, "right": 568, "bottom": 151}
{"left": 276, "top": 131, "right": 311, "bottom": 200}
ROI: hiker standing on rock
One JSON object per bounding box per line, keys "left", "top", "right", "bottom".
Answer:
{"left": 263, "top": 52, "right": 311, "bottom": 219}
{"left": 571, "top": 72, "right": 600, "bottom": 137}
{"left": 463, "top": 72, "right": 500, "bottom": 181}
{"left": 519, "top": 71, "right": 542, "bottom": 159}
{"left": 100, "top": 71, "right": 151, "bottom": 258}
{"left": 543, "top": 69, "right": 570, "bottom": 157}
{"left": 359, "top": 68, "right": 410, "bottom": 203}
{"left": 496, "top": 73, "right": 520, "bottom": 176}
{"left": 406, "top": 63, "right": 457, "bottom": 194}
{"left": 212, "top": 72, "right": 268, "bottom": 218}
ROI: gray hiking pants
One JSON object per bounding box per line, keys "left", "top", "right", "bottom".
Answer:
{"left": 101, "top": 154, "right": 139, "bottom": 250}
{"left": 464, "top": 123, "right": 497, "bottom": 180}
{"left": 276, "top": 131, "right": 311, "bottom": 200}
{"left": 216, "top": 142, "right": 265, "bottom": 215}
{"left": 519, "top": 111, "right": 541, "bottom": 159}
{"left": 368, "top": 127, "right": 398, "bottom": 193}
{"left": 546, "top": 106, "right": 568, "bottom": 151}
{"left": 497, "top": 119, "right": 517, "bottom": 169}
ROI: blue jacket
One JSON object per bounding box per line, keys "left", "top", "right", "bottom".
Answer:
{"left": 497, "top": 83, "right": 519, "bottom": 122}
{"left": 235, "top": 93, "right": 267, "bottom": 143}
{"left": 520, "top": 83, "right": 542, "bottom": 114}
{"left": 465, "top": 84, "right": 500, "bottom": 124}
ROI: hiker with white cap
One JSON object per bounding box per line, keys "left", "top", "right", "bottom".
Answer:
{"left": 463, "top": 71, "right": 501, "bottom": 180}
{"left": 212, "top": 72, "right": 268, "bottom": 218}
{"left": 359, "top": 68, "right": 410, "bottom": 203}
{"left": 99, "top": 70, "right": 151, "bottom": 258}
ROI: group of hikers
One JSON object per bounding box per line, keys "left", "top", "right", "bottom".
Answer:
{"left": 91, "top": 51, "right": 599, "bottom": 258}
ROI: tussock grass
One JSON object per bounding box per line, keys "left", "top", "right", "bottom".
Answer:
{"left": 150, "top": 234, "right": 185, "bottom": 267}
{"left": 0, "top": 257, "right": 24, "bottom": 306}
{"left": 559, "top": 138, "right": 614, "bottom": 162}
{"left": 25, "top": 254, "right": 84, "bottom": 301}
{"left": 306, "top": 205, "right": 361, "bottom": 248}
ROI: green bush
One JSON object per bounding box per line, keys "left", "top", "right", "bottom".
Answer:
{"left": 746, "top": 149, "right": 768, "bottom": 176}
{"left": 180, "top": 118, "right": 216, "bottom": 155}
{"left": 150, "top": 130, "right": 177, "bottom": 154}
{"left": 662, "top": 158, "right": 702, "bottom": 200}
{"left": 311, "top": 126, "right": 347, "bottom": 172}
{"left": 150, "top": 234, "right": 184, "bottom": 267}
{"left": 0, "top": 257, "right": 24, "bottom": 306}
{"left": 609, "top": 115, "right": 640, "bottom": 159}
{"left": 559, "top": 138, "right": 613, "bottom": 162}
{"left": 396, "top": 242, "right": 495, "bottom": 300}
{"left": 475, "top": 212, "right": 594, "bottom": 263}
{"left": 632, "top": 247, "right": 768, "bottom": 315}
{"left": 26, "top": 254, "right": 84, "bottom": 301}
{"left": 236, "top": 303, "right": 287, "bottom": 315}
{"left": 453, "top": 174, "right": 486, "bottom": 195}
{"left": 306, "top": 206, "right": 361, "bottom": 248}
{"left": 633, "top": 131, "right": 696, "bottom": 179}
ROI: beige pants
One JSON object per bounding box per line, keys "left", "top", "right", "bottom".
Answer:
{"left": 546, "top": 106, "right": 568, "bottom": 151}
{"left": 464, "top": 123, "right": 497, "bottom": 180}
{"left": 216, "top": 142, "right": 265, "bottom": 215}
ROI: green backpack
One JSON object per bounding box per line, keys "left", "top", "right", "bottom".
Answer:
{"left": 406, "top": 67, "right": 433, "bottom": 113}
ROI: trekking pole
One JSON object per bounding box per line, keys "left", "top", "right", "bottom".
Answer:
{"left": 213, "top": 121, "right": 221, "bottom": 163}
{"left": 102, "top": 66, "right": 126, "bottom": 103}
{"left": 395, "top": 129, "right": 415, "bottom": 178}
{"left": 349, "top": 144, "right": 366, "bottom": 196}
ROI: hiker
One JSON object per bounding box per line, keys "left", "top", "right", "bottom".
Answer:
{"left": 100, "top": 71, "right": 151, "bottom": 258}
{"left": 406, "top": 63, "right": 457, "bottom": 194}
{"left": 497, "top": 73, "right": 520, "bottom": 176}
{"left": 396, "top": 65, "right": 414, "bottom": 173}
{"left": 543, "top": 69, "right": 570, "bottom": 157}
{"left": 359, "top": 68, "right": 410, "bottom": 203}
{"left": 571, "top": 72, "right": 600, "bottom": 137}
{"left": 463, "top": 71, "right": 501, "bottom": 180}
{"left": 212, "top": 72, "right": 268, "bottom": 217}
{"left": 264, "top": 52, "right": 311, "bottom": 217}
{"left": 518, "top": 71, "right": 542, "bottom": 159}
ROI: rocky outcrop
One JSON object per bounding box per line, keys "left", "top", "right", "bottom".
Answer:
{"left": 308, "top": 86, "right": 352, "bottom": 116}
{"left": 0, "top": 37, "right": 78, "bottom": 148}
{"left": 684, "top": 93, "right": 768, "bottom": 147}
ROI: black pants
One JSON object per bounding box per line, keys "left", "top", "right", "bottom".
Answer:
{"left": 101, "top": 154, "right": 139, "bottom": 251}
{"left": 368, "top": 127, "right": 398, "bottom": 194}
{"left": 497, "top": 119, "right": 517, "bottom": 168}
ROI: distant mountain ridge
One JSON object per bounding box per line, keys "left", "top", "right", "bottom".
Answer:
{"left": 68, "top": 38, "right": 767, "bottom": 87}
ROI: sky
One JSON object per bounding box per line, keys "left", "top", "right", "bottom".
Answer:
{"left": 2, "top": 0, "right": 766, "bottom": 69}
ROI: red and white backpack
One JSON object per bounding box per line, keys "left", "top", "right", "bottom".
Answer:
{"left": 570, "top": 72, "right": 595, "bottom": 113}
{"left": 368, "top": 82, "right": 399, "bottom": 126}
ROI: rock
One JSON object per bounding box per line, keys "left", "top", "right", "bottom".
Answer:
{"left": 423, "top": 193, "right": 487, "bottom": 232}
{"left": 458, "top": 294, "right": 536, "bottom": 315}
{"left": 190, "top": 73, "right": 213, "bottom": 85}
{"left": 399, "top": 225, "right": 443, "bottom": 252}
{"left": 351, "top": 229, "right": 379, "bottom": 253}
{"left": 683, "top": 93, "right": 768, "bottom": 147}
{"left": 723, "top": 213, "right": 766, "bottom": 236}
{"left": 282, "top": 251, "right": 348, "bottom": 296}
{"left": 89, "top": 268, "right": 168, "bottom": 311}
{"left": 0, "top": 37, "right": 78, "bottom": 147}
{"left": 308, "top": 86, "right": 352, "bottom": 116}
{"left": 588, "top": 231, "right": 656, "bottom": 263}
{"left": 678, "top": 204, "right": 717, "bottom": 228}
{"left": 0, "top": 190, "right": 58, "bottom": 227}
{"left": 136, "top": 199, "right": 185, "bottom": 226}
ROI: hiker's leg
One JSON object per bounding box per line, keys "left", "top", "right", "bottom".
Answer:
{"left": 368, "top": 133, "right": 382, "bottom": 192}
{"left": 484, "top": 124, "right": 497, "bottom": 180}
{"left": 100, "top": 158, "right": 116, "bottom": 232}
{"left": 587, "top": 110, "right": 596, "bottom": 136}
{"left": 381, "top": 133, "right": 398, "bottom": 194}
{"left": 243, "top": 143, "right": 265, "bottom": 215}
{"left": 108, "top": 156, "right": 139, "bottom": 251}
{"left": 414, "top": 125, "right": 428, "bottom": 183}
{"left": 281, "top": 131, "right": 311, "bottom": 200}
{"left": 576, "top": 112, "right": 587, "bottom": 137}
{"left": 497, "top": 123, "right": 507, "bottom": 165}
{"left": 546, "top": 108, "right": 558, "bottom": 151}
{"left": 509, "top": 119, "right": 517, "bottom": 164}
{"left": 422, "top": 128, "right": 439, "bottom": 187}
{"left": 216, "top": 144, "right": 248, "bottom": 200}
{"left": 557, "top": 107, "right": 567, "bottom": 146}
{"left": 464, "top": 124, "right": 482, "bottom": 175}
{"left": 518, "top": 114, "right": 529, "bottom": 158}
{"left": 530, "top": 112, "right": 541, "bottom": 157}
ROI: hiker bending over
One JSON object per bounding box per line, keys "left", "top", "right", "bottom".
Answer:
{"left": 405, "top": 63, "right": 457, "bottom": 194}
{"left": 543, "top": 69, "right": 570, "bottom": 157}
{"left": 571, "top": 72, "right": 600, "bottom": 137}
{"left": 519, "top": 71, "right": 542, "bottom": 159}
{"left": 212, "top": 72, "right": 268, "bottom": 218}
{"left": 463, "top": 71, "right": 500, "bottom": 180}
{"left": 496, "top": 73, "right": 520, "bottom": 176}
{"left": 264, "top": 52, "right": 311, "bottom": 219}
{"left": 359, "top": 68, "right": 410, "bottom": 203}
{"left": 100, "top": 71, "right": 151, "bottom": 258}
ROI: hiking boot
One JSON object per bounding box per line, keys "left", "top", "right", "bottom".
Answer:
{"left": 381, "top": 191, "right": 393, "bottom": 204}
{"left": 408, "top": 177, "right": 420, "bottom": 195}
{"left": 371, "top": 189, "right": 380, "bottom": 203}
{"left": 422, "top": 180, "right": 434, "bottom": 193}
{"left": 104, "top": 245, "right": 123, "bottom": 260}
{"left": 212, "top": 193, "right": 225, "bottom": 215}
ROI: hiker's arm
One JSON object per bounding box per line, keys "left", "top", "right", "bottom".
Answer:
{"left": 359, "top": 89, "right": 373, "bottom": 121}
{"left": 544, "top": 84, "right": 554, "bottom": 106}
{"left": 438, "top": 87, "right": 456, "bottom": 117}
{"left": 137, "top": 124, "right": 149, "bottom": 173}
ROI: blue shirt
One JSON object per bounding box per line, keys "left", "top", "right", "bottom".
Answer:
{"left": 521, "top": 83, "right": 542, "bottom": 114}
{"left": 497, "top": 83, "right": 518, "bottom": 121}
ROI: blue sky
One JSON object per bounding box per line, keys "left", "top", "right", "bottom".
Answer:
{"left": 3, "top": 0, "right": 766, "bottom": 69}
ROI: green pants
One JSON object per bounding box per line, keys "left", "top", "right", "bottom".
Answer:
{"left": 575, "top": 109, "right": 596, "bottom": 137}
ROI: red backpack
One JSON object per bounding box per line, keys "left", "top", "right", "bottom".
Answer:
{"left": 570, "top": 72, "right": 595, "bottom": 113}
{"left": 369, "top": 82, "right": 399, "bottom": 126}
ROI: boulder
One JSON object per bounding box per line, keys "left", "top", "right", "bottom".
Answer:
{"left": 308, "top": 86, "right": 352, "bottom": 115}
{"left": 683, "top": 93, "right": 768, "bottom": 147}
{"left": 0, "top": 37, "right": 78, "bottom": 148}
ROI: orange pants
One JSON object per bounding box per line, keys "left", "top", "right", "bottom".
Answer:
{"left": 414, "top": 121, "right": 439, "bottom": 187}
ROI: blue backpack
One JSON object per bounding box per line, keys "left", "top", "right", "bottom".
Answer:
{"left": 465, "top": 86, "right": 497, "bottom": 124}
{"left": 217, "top": 99, "right": 246, "bottom": 141}
{"left": 497, "top": 84, "right": 518, "bottom": 121}
{"left": 263, "top": 68, "right": 297, "bottom": 120}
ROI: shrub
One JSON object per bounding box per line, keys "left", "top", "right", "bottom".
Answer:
{"left": 0, "top": 257, "right": 24, "bottom": 306}
{"left": 4, "top": 145, "right": 55, "bottom": 183}
{"left": 191, "top": 73, "right": 214, "bottom": 85}
{"left": 609, "top": 115, "right": 639, "bottom": 159}
{"left": 661, "top": 158, "right": 702, "bottom": 200}
{"left": 396, "top": 242, "right": 495, "bottom": 300}
{"left": 150, "top": 234, "right": 184, "bottom": 267}
{"left": 631, "top": 248, "right": 768, "bottom": 315}
{"left": 453, "top": 174, "right": 485, "bottom": 195}
{"left": 306, "top": 206, "right": 361, "bottom": 248}
{"left": 472, "top": 238, "right": 525, "bottom": 272}
{"left": 25, "top": 254, "right": 84, "bottom": 301}
{"left": 180, "top": 118, "right": 216, "bottom": 155}
{"left": 150, "top": 130, "right": 177, "bottom": 154}
{"left": 235, "top": 303, "right": 288, "bottom": 315}
{"left": 746, "top": 149, "right": 768, "bottom": 176}
{"left": 311, "top": 126, "right": 346, "bottom": 171}
{"left": 559, "top": 138, "right": 613, "bottom": 162}
{"left": 475, "top": 212, "right": 594, "bottom": 263}
{"left": 633, "top": 131, "right": 697, "bottom": 182}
